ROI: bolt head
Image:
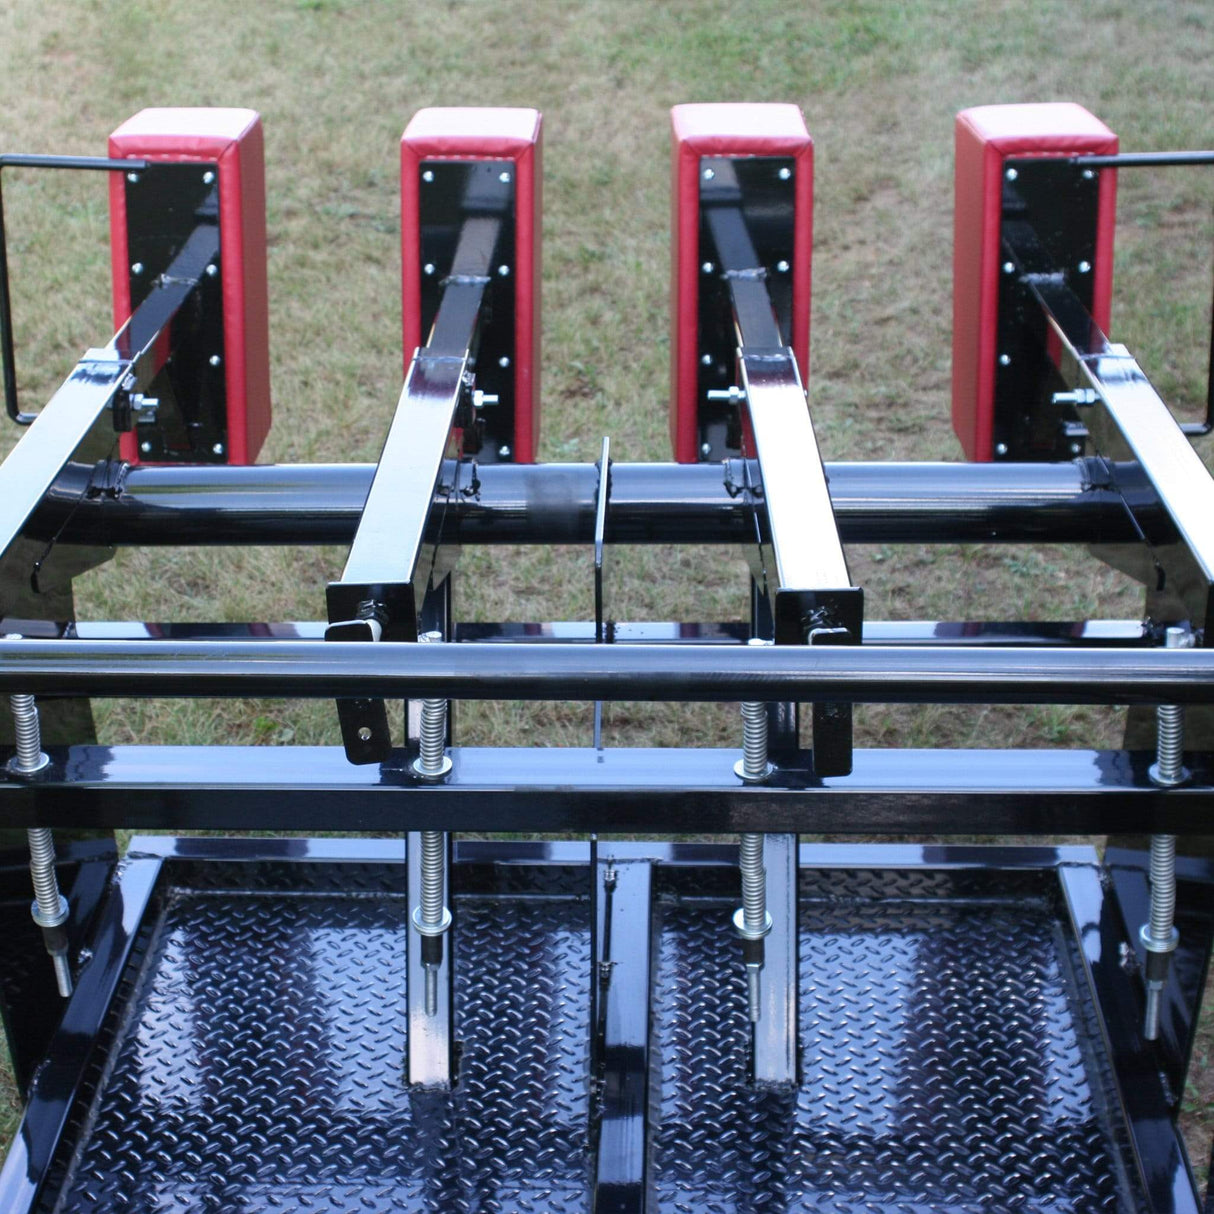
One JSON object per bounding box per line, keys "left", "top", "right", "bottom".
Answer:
{"left": 422, "top": 169, "right": 434, "bottom": 183}
{"left": 126, "top": 171, "right": 140, "bottom": 183}
{"left": 208, "top": 354, "right": 222, "bottom": 367}
{"left": 776, "top": 259, "right": 790, "bottom": 273}
{"left": 1082, "top": 168, "right": 1095, "bottom": 180}
{"left": 499, "top": 170, "right": 511, "bottom": 183}
{"left": 998, "top": 353, "right": 1011, "bottom": 366}
{"left": 497, "top": 264, "right": 510, "bottom": 277}
{"left": 423, "top": 262, "right": 436, "bottom": 276}
{"left": 994, "top": 442, "right": 1009, "bottom": 456}
{"left": 357, "top": 726, "right": 372, "bottom": 742}
{"left": 212, "top": 442, "right": 225, "bottom": 456}
{"left": 140, "top": 441, "right": 153, "bottom": 454}
{"left": 202, "top": 170, "right": 215, "bottom": 185}
{"left": 498, "top": 355, "right": 511, "bottom": 368}
{"left": 498, "top": 445, "right": 512, "bottom": 459}
{"left": 130, "top": 262, "right": 144, "bottom": 276}
{"left": 1070, "top": 441, "right": 1082, "bottom": 455}
{"left": 700, "top": 353, "right": 713, "bottom": 367}
{"left": 700, "top": 442, "right": 712, "bottom": 457}
{"left": 703, "top": 167, "right": 715, "bottom": 181}
{"left": 1002, "top": 261, "right": 1015, "bottom": 275}
{"left": 1077, "top": 259, "right": 1092, "bottom": 274}
{"left": 205, "top": 263, "right": 218, "bottom": 277}
{"left": 1005, "top": 166, "right": 1018, "bottom": 181}
{"left": 701, "top": 261, "right": 714, "bottom": 275}
{"left": 778, "top": 166, "right": 792, "bottom": 181}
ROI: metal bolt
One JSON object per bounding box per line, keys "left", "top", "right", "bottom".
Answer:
{"left": 9, "top": 694, "right": 48, "bottom": 776}
{"left": 701, "top": 261, "right": 715, "bottom": 275}
{"left": 209, "top": 354, "right": 222, "bottom": 367}
{"left": 202, "top": 170, "right": 215, "bottom": 185}
{"left": 422, "top": 169, "right": 434, "bottom": 183}
{"left": 1078, "top": 260, "right": 1092, "bottom": 274}
{"left": 999, "top": 353, "right": 1011, "bottom": 367}
{"left": 701, "top": 353, "right": 713, "bottom": 367}
{"left": 776, "top": 260, "right": 790, "bottom": 273}
{"left": 499, "top": 170, "right": 511, "bottom": 184}
{"left": 205, "top": 263, "right": 218, "bottom": 278}
{"left": 994, "top": 442, "right": 1008, "bottom": 457}
{"left": 703, "top": 167, "right": 715, "bottom": 181}
{"left": 1005, "top": 166, "right": 1018, "bottom": 181}
{"left": 498, "top": 355, "right": 511, "bottom": 368}
{"left": 1002, "top": 261, "right": 1015, "bottom": 275}
{"left": 140, "top": 441, "right": 152, "bottom": 454}
{"left": 498, "top": 445, "right": 511, "bottom": 459}
{"left": 497, "top": 264, "right": 510, "bottom": 277}
{"left": 1082, "top": 168, "right": 1095, "bottom": 180}
{"left": 778, "top": 166, "right": 792, "bottom": 181}
{"left": 212, "top": 442, "right": 225, "bottom": 456}
{"left": 1070, "top": 441, "right": 1082, "bottom": 455}
{"left": 131, "top": 262, "right": 144, "bottom": 276}
{"left": 700, "top": 442, "right": 712, "bottom": 458}
{"left": 126, "top": 171, "right": 140, "bottom": 184}
{"left": 1150, "top": 627, "right": 1191, "bottom": 788}
{"left": 423, "top": 263, "right": 436, "bottom": 276}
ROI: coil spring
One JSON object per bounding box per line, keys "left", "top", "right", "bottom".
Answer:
{"left": 27, "top": 828, "right": 61, "bottom": 921}
{"left": 10, "top": 695, "right": 43, "bottom": 772}
{"left": 1155, "top": 704, "right": 1185, "bottom": 786}
{"left": 419, "top": 831, "right": 445, "bottom": 930}
{"left": 418, "top": 699, "right": 447, "bottom": 774}
{"left": 740, "top": 701, "right": 768, "bottom": 780}
{"left": 739, "top": 832, "right": 766, "bottom": 935}
{"left": 1148, "top": 833, "right": 1177, "bottom": 946}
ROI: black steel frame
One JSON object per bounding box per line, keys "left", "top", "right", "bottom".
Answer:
{"left": 2, "top": 124, "right": 1214, "bottom": 1214}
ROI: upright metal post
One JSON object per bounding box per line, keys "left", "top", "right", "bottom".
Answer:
{"left": 1142, "top": 624, "right": 1191, "bottom": 1041}
{"left": 408, "top": 631, "right": 453, "bottom": 1087}
{"left": 6, "top": 672, "right": 71, "bottom": 998}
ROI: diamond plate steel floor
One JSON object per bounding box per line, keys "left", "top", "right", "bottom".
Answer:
{"left": 51, "top": 887, "right": 591, "bottom": 1213}
{"left": 651, "top": 871, "right": 1144, "bottom": 1213}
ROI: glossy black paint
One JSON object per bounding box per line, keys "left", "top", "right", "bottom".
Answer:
{"left": 1, "top": 744, "right": 1213, "bottom": 835}
{"left": 1060, "top": 862, "right": 1204, "bottom": 1213}
{"left": 39, "top": 457, "right": 1162, "bottom": 547}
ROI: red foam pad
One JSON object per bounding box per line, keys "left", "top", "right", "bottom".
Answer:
{"left": 670, "top": 103, "right": 813, "bottom": 463}
{"left": 952, "top": 103, "right": 1117, "bottom": 461}
{"left": 401, "top": 107, "right": 542, "bottom": 464}
{"left": 109, "top": 108, "right": 271, "bottom": 465}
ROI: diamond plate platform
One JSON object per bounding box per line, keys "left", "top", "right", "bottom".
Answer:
{"left": 30, "top": 853, "right": 1154, "bottom": 1214}
{"left": 651, "top": 869, "right": 1145, "bottom": 1213}
{"left": 49, "top": 877, "right": 591, "bottom": 1212}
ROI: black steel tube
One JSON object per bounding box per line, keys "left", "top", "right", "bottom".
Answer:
{"left": 44, "top": 459, "right": 1149, "bottom": 548}
{"left": 0, "top": 638, "right": 1210, "bottom": 704}
{"left": 1071, "top": 152, "right": 1214, "bottom": 168}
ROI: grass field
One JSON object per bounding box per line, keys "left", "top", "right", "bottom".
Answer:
{"left": 1, "top": 0, "right": 1213, "bottom": 1188}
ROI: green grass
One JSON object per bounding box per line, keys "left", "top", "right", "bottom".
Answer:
{"left": 1, "top": 0, "right": 1213, "bottom": 1182}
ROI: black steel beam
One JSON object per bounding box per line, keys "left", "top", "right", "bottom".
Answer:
{"left": 40, "top": 458, "right": 1155, "bottom": 548}
{"left": 0, "top": 745, "right": 1212, "bottom": 835}
{"left": 0, "top": 637, "right": 1209, "bottom": 704}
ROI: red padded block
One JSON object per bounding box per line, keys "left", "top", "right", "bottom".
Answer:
{"left": 952, "top": 103, "right": 1117, "bottom": 461}
{"left": 109, "top": 108, "right": 271, "bottom": 466}
{"left": 401, "top": 108, "right": 542, "bottom": 464}
{"left": 670, "top": 103, "right": 813, "bottom": 464}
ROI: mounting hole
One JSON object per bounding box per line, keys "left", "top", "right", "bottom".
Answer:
{"left": 357, "top": 727, "right": 372, "bottom": 742}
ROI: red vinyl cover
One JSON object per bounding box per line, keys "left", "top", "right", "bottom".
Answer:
{"left": 669, "top": 103, "right": 813, "bottom": 463}
{"left": 401, "top": 107, "right": 542, "bottom": 464}
{"left": 109, "top": 108, "right": 271, "bottom": 465}
{"left": 952, "top": 103, "right": 1117, "bottom": 461}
